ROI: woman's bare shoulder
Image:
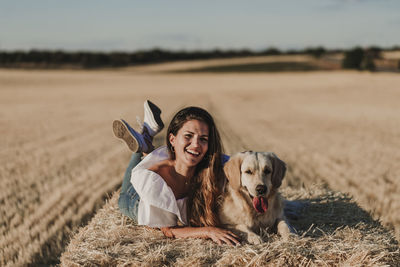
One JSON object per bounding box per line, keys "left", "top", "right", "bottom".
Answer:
{"left": 148, "top": 159, "right": 174, "bottom": 174}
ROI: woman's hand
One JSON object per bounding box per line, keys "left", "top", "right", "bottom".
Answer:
{"left": 203, "top": 227, "right": 240, "bottom": 246}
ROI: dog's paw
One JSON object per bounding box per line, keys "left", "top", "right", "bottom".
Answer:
{"left": 247, "top": 233, "right": 263, "bottom": 245}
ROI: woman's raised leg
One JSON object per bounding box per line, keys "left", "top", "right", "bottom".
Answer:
{"left": 114, "top": 100, "right": 164, "bottom": 221}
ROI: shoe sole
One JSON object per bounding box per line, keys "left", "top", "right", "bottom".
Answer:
{"left": 113, "top": 120, "right": 139, "bottom": 152}
{"left": 146, "top": 100, "right": 164, "bottom": 130}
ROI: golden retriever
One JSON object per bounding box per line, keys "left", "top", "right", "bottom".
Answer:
{"left": 218, "top": 151, "right": 291, "bottom": 244}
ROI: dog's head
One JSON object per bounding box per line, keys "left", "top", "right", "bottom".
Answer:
{"left": 224, "top": 151, "right": 286, "bottom": 213}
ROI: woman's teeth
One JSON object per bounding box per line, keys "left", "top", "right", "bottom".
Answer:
{"left": 186, "top": 149, "right": 200, "bottom": 156}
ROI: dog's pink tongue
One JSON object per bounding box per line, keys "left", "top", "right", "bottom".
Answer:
{"left": 252, "top": 196, "right": 268, "bottom": 213}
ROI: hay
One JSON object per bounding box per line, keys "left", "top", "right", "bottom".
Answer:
{"left": 60, "top": 185, "right": 399, "bottom": 266}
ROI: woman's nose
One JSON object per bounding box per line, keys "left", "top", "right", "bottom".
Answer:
{"left": 191, "top": 137, "right": 200, "bottom": 147}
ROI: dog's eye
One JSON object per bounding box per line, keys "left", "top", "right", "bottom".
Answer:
{"left": 264, "top": 169, "right": 271, "bottom": 175}
{"left": 245, "top": 170, "right": 253, "bottom": 175}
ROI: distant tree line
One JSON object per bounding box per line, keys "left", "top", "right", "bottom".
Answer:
{"left": 0, "top": 47, "right": 332, "bottom": 69}
{"left": 0, "top": 49, "right": 266, "bottom": 68}
{"left": 0, "top": 46, "right": 399, "bottom": 70}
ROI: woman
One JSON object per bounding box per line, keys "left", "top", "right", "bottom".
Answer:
{"left": 113, "top": 101, "right": 239, "bottom": 246}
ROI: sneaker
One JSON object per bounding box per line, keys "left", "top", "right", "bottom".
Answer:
{"left": 143, "top": 100, "right": 164, "bottom": 137}
{"left": 113, "top": 119, "right": 151, "bottom": 153}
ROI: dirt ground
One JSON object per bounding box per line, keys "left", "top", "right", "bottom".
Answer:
{"left": 1, "top": 62, "right": 399, "bottom": 265}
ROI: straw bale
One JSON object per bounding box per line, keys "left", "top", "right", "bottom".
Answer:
{"left": 61, "top": 185, "right": 399, "bottom": 266}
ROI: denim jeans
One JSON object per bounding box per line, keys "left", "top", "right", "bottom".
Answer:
{"left": 118, "top": 153, "right": 142, "bottom": 222}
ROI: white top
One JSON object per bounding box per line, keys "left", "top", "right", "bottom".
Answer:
{"left": 130, "top": 146, "right": 188, "bottom": 228}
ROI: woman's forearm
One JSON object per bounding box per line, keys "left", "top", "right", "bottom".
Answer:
{"left": 160, "top": 226, "right": 240, "bottom": 245}
{"left": 161, "top": 226, "right": 208, "bottom": 239}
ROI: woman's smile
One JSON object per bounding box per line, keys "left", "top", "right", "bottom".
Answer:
{"left": 185, "top": 149, "right": 200, "bottom": 156}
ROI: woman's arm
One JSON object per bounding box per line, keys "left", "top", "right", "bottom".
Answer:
{"left": 161, "top": 226, "right": 240, "bottom": 246}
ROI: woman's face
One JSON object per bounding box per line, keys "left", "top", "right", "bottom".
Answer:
{"left": 169, "top": 119, "right": 209, "bottom": 168}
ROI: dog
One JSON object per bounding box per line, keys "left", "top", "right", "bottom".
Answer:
{"left": 218, "top": 151, "right": 291, "bottom": 244}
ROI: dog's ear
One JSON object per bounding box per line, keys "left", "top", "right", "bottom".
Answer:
{"left": 269, "top": 153, "right": 286, "bottom": 188}
{"left": 224, "top": 153, "right": 244, "bottom": 191}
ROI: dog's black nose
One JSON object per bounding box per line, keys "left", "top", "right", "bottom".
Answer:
{"left": 256, "top": 185, "right": 267, "bottom": 195}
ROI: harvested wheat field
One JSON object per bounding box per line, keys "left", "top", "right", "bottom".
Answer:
{"left": 1, "top": 57, "right": 400, "bottom": 266}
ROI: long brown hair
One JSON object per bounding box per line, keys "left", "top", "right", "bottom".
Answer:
{"left": 166, "top": 107, "right": 224, "bottom": 227}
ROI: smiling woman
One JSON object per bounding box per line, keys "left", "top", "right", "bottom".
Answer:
{"left": 113, "top": 102, "right": 239, "bottom": 246}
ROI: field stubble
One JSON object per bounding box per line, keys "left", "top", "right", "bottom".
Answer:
{"left": 1, "top": 65, "right": 399, "bottom": 265}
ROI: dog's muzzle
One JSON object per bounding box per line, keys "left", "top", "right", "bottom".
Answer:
{"left": 245, "top": 185, "right": 269, "bottom": 213}
{"left": 250, "top": 185, "right": 269, "bottom": 213}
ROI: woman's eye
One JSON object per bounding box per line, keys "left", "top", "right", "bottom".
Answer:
{"left": 200, "top": 138, "right": 208, "bottom": 143}
{"left": 184, "top": 134, "right": 192, "bottom": 139}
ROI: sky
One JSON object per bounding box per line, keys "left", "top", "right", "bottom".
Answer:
{"left": 1, "top": 0, "right": 400, "bottom": 52}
